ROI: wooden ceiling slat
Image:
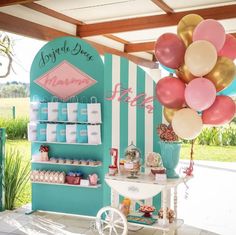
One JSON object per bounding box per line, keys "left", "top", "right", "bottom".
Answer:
{"left": 151, "top": 0, "right": 174, "bottom": 14}
{"left": 77, "top": 4, "right": 236, "bottom": 37}
{"left": 21, "top": 2, "right": 129, "bottom": 45}
{"left": 125, "top": 41, "right": 155, "bottom": 53}
{"left": 0, "top": 12, "right": 156, "bottom": 68}
{"left": 0, "top": 0, "right": 37, "bottom": 7}
{"left": 22, "top": 2, "right": 84, "bottom": 25}
{"left": 125, "top": 32, "right": 236, "bottom": 53}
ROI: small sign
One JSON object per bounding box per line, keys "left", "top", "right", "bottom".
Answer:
{"left": 35, "top": 60, "right": 97, "bottom": 101}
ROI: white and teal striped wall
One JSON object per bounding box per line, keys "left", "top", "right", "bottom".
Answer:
{"left": 103, "top": 54, "right": 163, "bottom": 211}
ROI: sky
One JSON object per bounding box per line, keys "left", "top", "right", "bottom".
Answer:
{"left": 0, "top": 32, "right": 46, "bottom": 84}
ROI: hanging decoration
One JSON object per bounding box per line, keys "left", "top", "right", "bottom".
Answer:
{"left": 154, "top": 14, "right": 236, "bottom": 175}
{"left": 154, "top": 14, "right": 236, "bottom": 140}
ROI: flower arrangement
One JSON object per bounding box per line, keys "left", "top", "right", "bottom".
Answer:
{"left": 157, "top": 124, "right": 178, "bottom": 142}
{"left": 158, "top": 207, "right": 175, "bottom": 223}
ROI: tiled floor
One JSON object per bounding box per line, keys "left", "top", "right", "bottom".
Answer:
{"left": 0, "top": 205, "right": 219, "bottom": 235}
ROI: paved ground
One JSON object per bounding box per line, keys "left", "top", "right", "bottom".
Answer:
{"left": 177, "top": 160, "right": 236, "bottom": 235}
{"left": 0, "top": 160, "right": 235, "bottom": 235}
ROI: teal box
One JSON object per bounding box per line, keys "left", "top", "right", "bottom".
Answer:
{"left": 56, "top": 124, "right": 66, "bottom": 142}
{"left": 58, "top": 103, "right": 68, "bottom": 121}
{"left": 36, "top": 123, "right": 47, "bottom": 141}
{"left": 39, "top": 103, "right": 48, "bottom": 120}
{"left": 76, "top": 125, "right": 88, "bottom": 143}
{"left": 78, "top": 103, "right": 88, "bottom": 122}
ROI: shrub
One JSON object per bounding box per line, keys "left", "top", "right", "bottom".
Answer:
{"left": 197, "top": 124, "right": 236, "bottom": 146}
{"left": 2, "top": 147, "right": 30, "bottom": 210}
{"left": 0, "top": 118, "right": 28, "bottom": 139}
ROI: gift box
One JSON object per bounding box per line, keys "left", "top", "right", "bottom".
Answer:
{"left": 66, "top": 176, "right": 81, "bottom": 185}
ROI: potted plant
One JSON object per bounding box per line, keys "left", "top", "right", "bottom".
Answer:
{"left": 157, "top": 124, "right": 181, "bottom": 178}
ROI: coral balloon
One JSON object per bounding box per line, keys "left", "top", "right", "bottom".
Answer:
{"left": 177, "top": 14, "right": 204, "bottom": 47}
{"left": 193, "top": 19, "right": 225, "bottom": 52}
{"left": 164, "top": 107, "right": 180, "bottom": 123}
{"left": 176, "top": 63, "right": 196, "bottom": 84}
{"left": 218, "top": 34, "right": 236, "bottom": 60}
{"left": 202, "top": 96, "right": 236, "bottom": 125}
{"left": 172, "top": 108, "right": 203, "bottom": 140}
{"left": 156, "top": 76, "right": 185, "bottom": 109}
{"left": 185, "top": 40, "right": 217, "bottom": 77}
{"left": 185, "top": 78, "right": 216, "bottom": 111}
{"left": 205, "top": 56, "right": 236, "bottom": 92}
{"left": 154, "top": 33, "right": 186, "bottom": 69}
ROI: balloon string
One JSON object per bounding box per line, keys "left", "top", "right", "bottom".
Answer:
{"left": 183, "top": 139, "right": 195, "bottom": 176}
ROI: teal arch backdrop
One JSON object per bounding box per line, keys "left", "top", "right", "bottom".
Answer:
{"left": 30, "top": 36, "right": 104, "bottom": 216}
{"left": 30, "top": 37, "right": 162, "bottom": 216}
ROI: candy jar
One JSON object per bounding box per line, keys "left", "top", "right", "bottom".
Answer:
{"left": 39, "top": 145, "right": 49, "bottom": 161}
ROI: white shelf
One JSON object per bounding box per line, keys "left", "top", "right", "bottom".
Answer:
{"left": 33, "top": 120, "right": 102, "bottom": 124}
{"left": 127, "top": 216, "right": 184, "bottom": 231}
{"left": 32, "top": 141, "right": 101, "bottom": 145}
{"left": 31, "top": 160, "right": 102, "bottom": 167}
{"left": 32, "top": 181, "right": 101, "bottom": 188}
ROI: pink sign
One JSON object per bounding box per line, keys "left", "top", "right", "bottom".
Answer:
{"left": 35, "top": 60, "right": 97, "bottom": 101}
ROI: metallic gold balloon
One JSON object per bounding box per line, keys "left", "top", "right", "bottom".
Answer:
{"left": 176, "top": 63, "right": 196, "bottom": 84}
{"left": 164, "top": 107, "right": 179, "bottom": 123}
{"left": 205, "top": 56, "right": 236, "bottom": 92}
{"left": 177, "top": 14, "right": 204, "bottom": 47}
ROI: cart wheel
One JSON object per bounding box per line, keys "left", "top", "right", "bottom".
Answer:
{"left": 96, "top": 206, "right": 128, "bottom": 235}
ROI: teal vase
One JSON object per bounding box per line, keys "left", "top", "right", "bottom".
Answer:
{"left": 159, "top": 141, "right": 181, "bottom": 178}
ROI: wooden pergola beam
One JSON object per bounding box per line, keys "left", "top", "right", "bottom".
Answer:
{"left": 125, "top": 41, "right": 155, "bottom": 53}
{"left": 0, "top": 12, "right": 156, "bottom": 68}
{"left": 0, "top": 0, "right": 37, "bottom": 7}
{"left": 21, "top": 2, "right": 129, "bottom": 44}
{"left": 77, "top": 4, "right": 236, "bottom": 37}
{"left": 22, "top": 2, "right": 84, "bottom": 25}
{"left": 151, "top": 0, "right": 174, "bottom": 14}
{"left": 125, "top": 32, "right": 236, "bottom": 53}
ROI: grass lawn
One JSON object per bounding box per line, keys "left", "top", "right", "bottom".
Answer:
{"left": 0, "top": 98, "right": 29, "bottom": 118}
{"left": 6, "top": 139, "right": 31, "bottom": 208}
{"left": 180, "top": 143, "right": 236, "bottom": 162}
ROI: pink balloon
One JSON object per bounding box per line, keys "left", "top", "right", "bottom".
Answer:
{"left": 156, "top": 76, "right": 186, "bottom": 109}
{"left": 218, "top": 34, "right": 236, "bottom": 60}
{"left": 154, "top": 33, "right": 186, "bottom": 69}
{"left": 185, "top": 78, "right": 216, "bottom": 111}
{"left": 193, "top": 19, "right": 226, "bottom": 52}
{"left": 202, "top": 96, "right": 236, "bottom": 125}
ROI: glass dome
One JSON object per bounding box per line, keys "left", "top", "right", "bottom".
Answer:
{"left": 124, "top": 142, "right": 141, "bottom": 178}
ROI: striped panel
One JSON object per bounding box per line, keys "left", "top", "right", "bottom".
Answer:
{"left": 144, "top": 72, "right": 154, "bottom": 206}
{"left": 111, "top": 55, "right": 121, "bottom": 206}
{"left": 104, "top": 54, "right": 162, "bottom": 210}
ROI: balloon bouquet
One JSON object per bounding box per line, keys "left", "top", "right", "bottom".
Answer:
{"left": 155, "top": 14, "right": 236, "bottom": 175}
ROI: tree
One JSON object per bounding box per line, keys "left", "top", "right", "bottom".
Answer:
{"left": 0, "top": 32, "right": 13, "bottom": 78}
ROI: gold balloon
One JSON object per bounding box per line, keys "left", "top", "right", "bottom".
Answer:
{"left": 177, "top": 14, "right": 204, "bottom": 47}
{"left": 176, "top": 64, "right": 196, "bottom": 83}
{"left": 205, "top": 57, "right": 236, "bottom": 92}
{"left": 164, "top": 107, "right": 179, "bottom": 123}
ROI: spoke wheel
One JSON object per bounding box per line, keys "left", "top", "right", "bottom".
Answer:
{"left": 96, "top": 206, "right": 128, "bottom": 235}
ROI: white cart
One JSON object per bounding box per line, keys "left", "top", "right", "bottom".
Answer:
{"left": 96, "top": 174, "right": 191, "bottom": 235}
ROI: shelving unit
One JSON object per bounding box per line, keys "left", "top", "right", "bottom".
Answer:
{"left": 32, "top": 181, "right": 101, "bottom": 188}
{"left": 31, "top": 160, "right": 102, "bottom": 167}
{"left": 32, "top": 141, "right": 101, "bottom": 145}
{"left": 34, "top": 120, "right": 102, "bottom": 124}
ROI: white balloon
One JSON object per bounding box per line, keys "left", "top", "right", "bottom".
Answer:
{"left": 185, "top": 40, "right": 217, "bottom": 77}
{"left": 172, "top": 108, "right": 203, "bottom": 140}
